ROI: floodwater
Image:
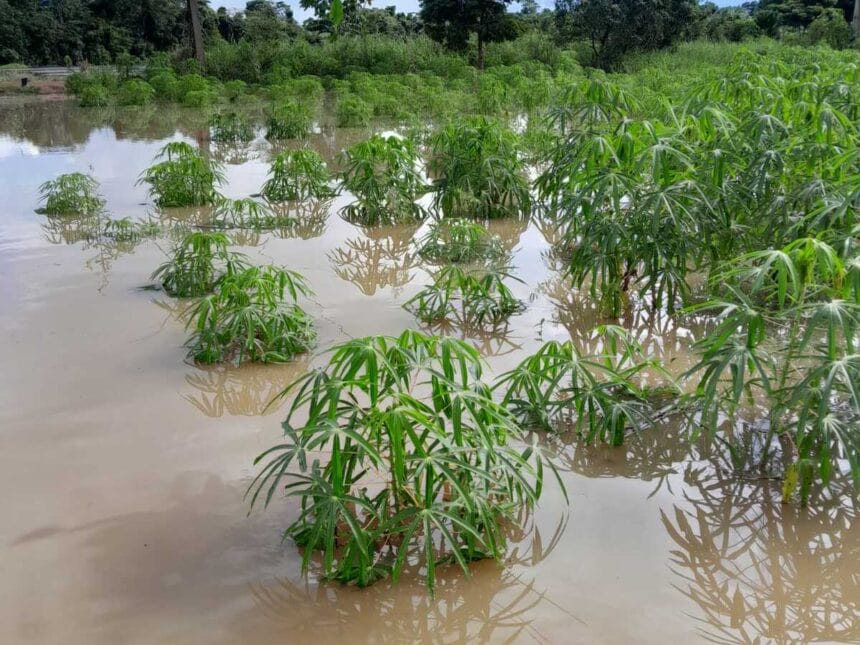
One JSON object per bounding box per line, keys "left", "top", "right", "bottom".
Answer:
{"left": 0, "top": 99, "right": 857, "bottom": 644}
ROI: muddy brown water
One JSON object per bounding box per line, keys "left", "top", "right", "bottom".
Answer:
{"left": 0, "top": 100, "right": 857, "bottom": 644}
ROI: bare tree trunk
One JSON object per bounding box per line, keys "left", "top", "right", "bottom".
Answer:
{"left": 187, "top": 0, "right": 205, "bottom": 65}
{"left": 853, "top": 0, "right": 860, "bottom": 47}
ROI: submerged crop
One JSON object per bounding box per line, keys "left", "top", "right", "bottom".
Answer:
{"left": 37, "top": 173, "right": 105, "bottom": 216}
{"left": 185, "top": 265, "right": 317, "bottom": 364}
{"left": 139, "top": 142, "right": 224, "bottom": 208}
{"left": 248, "top": 331, "right": 560, "bottom": 593}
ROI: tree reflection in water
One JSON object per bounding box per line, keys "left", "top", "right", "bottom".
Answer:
{"left": 183, "top": 358, "right": 310, "bottom": 417}
{"left": 328, "top": 222, "right": 420, "bottom": 296}
{"left": 246, "top": 510, "right": 569, "bottom": 643}
{"left": 222, "top": 201, "right": 331, "bottom": 247}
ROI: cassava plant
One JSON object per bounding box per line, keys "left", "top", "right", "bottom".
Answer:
{"left": 685, "top": 236, "right": 859, "bottom": 506}
{"left": 416, "top": 218, "right": 506, "bottom": 266}
{"left": 247, "top": 330, "right": 562, "bottom": 593}
{"left": 339, "top": 135, "right": 425, "bottom": 226}
{"left": 138, "top": 141, "right": 224, "bottom": 207}
{"left": 209, "top": 111, "right": 254, "bottom": 142}
{"left": 427, "top": 118, "right": 531, "bottom": 220}
{"left": 151, "top": 231, "right": 247, "bottom": 297}
{"left": 185, "top": 265, "right": 316, "bottom": 364}
{"left": 404, "top": 265, "right": 524, "bottom": 327}
{"left": 37, "top": 173, "right": 106, "bottom": 216}
{"left": 497, "top": 326, "right": 673, "bottom": 446}
{"left": 266, "top": 100, "right": 313, "bottom": 140}
{"left": 262, "top": 149, "right": 334, "bottom": 203}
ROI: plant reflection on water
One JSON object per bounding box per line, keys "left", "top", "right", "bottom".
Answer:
{"left": 247, "top": 510, "right": 570, "bottom": 643}
{"left": 328, "top": 222, "right": 419, "bottom": 296}
{"left": 183, "top": 359, "right": 310, "bottom": 418}
{"left": 559, "top": 413, "right": 859, "bottom": 644}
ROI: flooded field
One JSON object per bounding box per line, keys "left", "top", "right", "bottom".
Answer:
{"left": 0, "top": 99, "right": 857, "bottom": 644}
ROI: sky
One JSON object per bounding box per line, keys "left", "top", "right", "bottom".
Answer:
{"left": 215, "top": 0, "right": 738, "bottom": 21}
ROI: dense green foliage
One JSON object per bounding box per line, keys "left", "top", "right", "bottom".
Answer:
{"left": 186, "top": 265, "right": 317, "bottom": 364}
{"left": 37, "top": 173, "right": 105, "bottom": 216}
{"left": 139, "top": 142, "right": 224, "bottom": 207}
{"left": 262, "top": 149, "right": 334, "bottom": 202}
{"left": 151, "top": 231, "right": 247, "bottom": 297}
{"left": 417, "top": 218, "right": 506, "bottom": 265}
{"left": 248, "top": 331, "right": 558, "bottom": 592}
{"left": 339, "top": 135, "right": 426, "bottom": 225}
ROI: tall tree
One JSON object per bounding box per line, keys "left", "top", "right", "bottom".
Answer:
{"left": 852, "top": 0, "right": 859, "bottom": 41}
{"left": 556, "top": 0, "right": 696, "bottom": 70}
{"left": 420, "top": 0, "right": 519, "bottom": 69}
{"left": 187, "top": 0, "right": 205, "bottom": 64}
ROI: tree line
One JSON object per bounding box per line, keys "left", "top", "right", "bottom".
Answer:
{"left": 1, "top": 0, "right": 857, "bottom": 71}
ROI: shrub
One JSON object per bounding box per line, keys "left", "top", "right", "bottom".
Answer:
{"left": 336, "top": 93, "right": 372, "bottom": 127}
{"left": 79, "top": 83, "right": 111, "bottom": 107}
{"left": 181, "top": 89, "right": 216, "bottom": 107}
{"left": 339, "top": 134, "right": 425, "bottom": 225}
{"left": 262, "top": 149, "right": 333, "bottom": 202}
{"left": 151, "top": 231, "right": 247, "bottom": 298}
{"left": 416, "top": 218, "right": 506, "bottom": 265}
{"left": 37, "top": 173, "right": 106, "bottom": 216}
{"left": 117, "top": 79, "right": 155, "bottom": 106}
{"left": 185, "top": 265, "right": 316, "bottom": 364}
{"left": 148, "top": 71, "right": 179, "bottom": 100}
{"left": 427, "top": 118, "right": 530, "bottom": 219}
{"left": 404, "top": 265, "right": 523, "bottom": 326}
{"left": 138, "top": 142, "right": 224, "bottom": 207}
{"left": 266, "top": 99, "right": 313, "bottom": 140}
{"left": 247, "top": 330, "right": 558, "bottom": 592}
